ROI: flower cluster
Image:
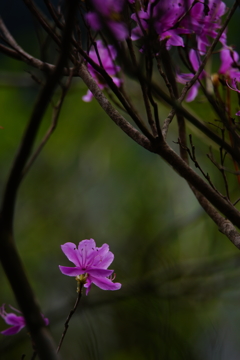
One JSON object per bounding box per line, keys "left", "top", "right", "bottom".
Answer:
{"left": 59, "top": 239, "right": 121, "bottom": 295}
{"left": 0, "top": 305, "right": 49, "bottom": 336}
{"left": 82, "top": 0, "right": 240, "bottom": 104}
{"left": 86, "top": 0, "right": 128, "bottom": 40}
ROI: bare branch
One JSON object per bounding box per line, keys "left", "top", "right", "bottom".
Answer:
{"left": 153, "top": 140, "right": 240, "bottom": 229}
{"left": 22, "top": 70, "right": 74, "bottom": 178}
{"left": 191, "top": 187, "right": 240, "bottom": 249}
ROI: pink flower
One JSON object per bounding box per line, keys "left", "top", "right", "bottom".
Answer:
{"left": 176, "top": 49, "right": 206, "bottom": 101}
{"left": 0, "top": 305, "right": 49, "bottom": 336}
{"left": 85, "top": 0, "right": 128, "bottom": 40}
{"left": 181, "top": 0, "right": 227, "bottom": 54}
{"left": 82, "top": 40, "right": 122, "bottom": 102}
{"left": 219, "top": 46, "right": 240, "bottom": 82}
{"left": 59, "top": 239, "right": 121, "bottom": 295}
{"left": 131, "top": 0, "right": 191, "bottom": 49}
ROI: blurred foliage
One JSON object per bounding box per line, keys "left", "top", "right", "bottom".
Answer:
{"left": 1, "top": 2, "right": 240, "bottom": 360}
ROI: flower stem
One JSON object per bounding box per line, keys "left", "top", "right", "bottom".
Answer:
{"left": 56, "top": 281, "right": 83, "bottom": 353}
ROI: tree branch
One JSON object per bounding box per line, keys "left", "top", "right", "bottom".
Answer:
{"left": 78, "top": 63, "right": 154, "bottom": 150}
{"left": 0, "top": 1, "right": 80, "bottom": 359}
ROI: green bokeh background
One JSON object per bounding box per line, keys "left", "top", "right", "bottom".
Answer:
{"left": 1, "top": 2, "right": 240, "bottom": 359}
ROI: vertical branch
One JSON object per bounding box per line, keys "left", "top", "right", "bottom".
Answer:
{"left": 0, "top": 1, "right": 80, "bottom": 359}
{"left": 126, "top": 38, "right": 157, "bottom": 136}
{"left": 161, "top": 49, "right": 188, "bottom": 162}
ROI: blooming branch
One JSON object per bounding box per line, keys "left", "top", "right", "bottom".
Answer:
{"left": 59, "top": 239, "right": 121, "bottom": 295}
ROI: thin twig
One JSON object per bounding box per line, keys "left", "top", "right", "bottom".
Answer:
{"left": 126, "top": 38, "right": 157, "bottom": 136}
{"left": 57, "top": 282, "right": 83, "bottom": 353}
{"left": 146, "top": 53, "right": 161, "bottom": 137}
{"left": 179, "top": 135, "right": 226, "bottom": 199}
{"left": 78, "top": 62, "right": 154, "bottom": 151}
{"left": 22, "top": 70, "right": 74, "bottom": 178}
{"left": 207, "top": 149, "right": 230, "bottom": 200}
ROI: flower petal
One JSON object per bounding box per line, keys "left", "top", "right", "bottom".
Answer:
{"left": 82, "top": 90, "right": 94, "bottom": 102}
{"left": 90, "top": 276, "right": 122, "bottom": 291}
{"left": 4, "top": 314, "right": 24, "bottom": 326}
{"left": 186, "top": 84, "right": 200, "bottom": 102}
{"left": 84, "top": 278, "right": 92, "bottom": 295}
{"left": 1, "top": 325, "right": 25, "bottom": 335}
{"left": 87, "top": 268, "right": 113, "bottom": 277}
{"left": 60, "top": 243, "right": 80, "bottom": 266}
{"left": 78, "top": 239, "right": 96, "bottom": 267}
{"left": 94, "top": 251, "right": 114, "bottom": 269}
{"left": 58, "top": 266, "right": 85, "bottom": 276}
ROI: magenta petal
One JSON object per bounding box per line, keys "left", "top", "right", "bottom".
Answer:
{"left": 60, "top": 243, "right": 80, "bottom": 266}
{"left": 43, "top": 317, "right": 49, "bottom": 326}
{"left": 189, "top": 50, "right": 200, "bottom": 72}
{"left": 90, "top": 276, "right": 122, "bottom": 291}
{"left": 85, "top": 12, "right": 101, "bottom": 31}
{"left": 84, "top": 278, "right": 92, "bottom": 295}
{"left": 95, "top": 243, "right": 109, "bottom": 257}
{"left": 95, "top": 251, "right": 114, "bottom": 268}
{"left": 112, "top": 77, "right": 122, "bottom": 88}
{"left": 186, "top": 84, "right": 199, "bottom": 102}
{"left": 82, "top": 90, "right": 94, "bottom": 102}
{"left": 1, "top": 325, "right": 24, "bottom": 335}
{"left": 59, "top": 266, "right": 85, "bottom": 276}
{"left": 236, "top": 111, "right": 240, "bottom": 116}
{"left": 87, "top": 268, "right": 113, "bottom": 277}
{"left": 4, "top": 314, "right": 24, "bottom": 326}
{"left": 108, "top": 21, "right": 128, "bottom": 41}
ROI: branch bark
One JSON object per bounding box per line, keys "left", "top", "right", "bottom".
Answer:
{"left": 0, "top": 1, "right": 80, "bottom": 359}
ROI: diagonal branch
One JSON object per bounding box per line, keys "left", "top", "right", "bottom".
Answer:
{"left": 78, "top": 63, "right": 154, "bottom": 151}
{"left": 22, "top": 70, "right": 74, "bottom": 178}
{"left": 78, "top": 62, "right": 240, "bottom": 233}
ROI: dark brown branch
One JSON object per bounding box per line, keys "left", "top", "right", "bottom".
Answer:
{"left": 207, "top": 147, "right": 230, "bottom": 200}
{"left": 0, "top": 19, "right": 74, "bottom": 75}
{"left": 22, "top": 0, "right": 62, "bottom": 47}
{"left": 153, "top": 140, "right": 240, "bottom": 229}
{"left": 22, "top": 70, "right": 74, "bottom": 178}
{"left": 107, "top": 40, "right": 240, "bottom": 164}
{"left": 0, "top": 1, "right": 80, "bottom": 359}
{"left": 78, "top": 62, "right": 240, "bottom": 231}
{"left": 126, "top": 38, "right": 157, "bottom": 136}
{"left": 21, "top": 0, "right": 153, "bottom": 141}
{"left": 78, "top": 63, "right": 154, "bottom": 151}
{"left": 190, "top": 188, "right": 240, "bottom": 249}
{"left": 160, "top": 49, "right": 188, "bottom": 161}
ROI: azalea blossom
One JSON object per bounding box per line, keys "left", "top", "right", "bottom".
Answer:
{"left": 59, "top": 239, "right": 121, "bottom": 295}
{"left": 131, "top": 0, "right": 191, "bottom": 49}
{"left": 219, "top": 46, "right": 240, "bottom": 83}
{"left": 0, "top": 304, "right": 49, "bottom": 336}
{"left": 85, "top": 0, "right": 128, "bottom": 40}
{"left": 176, "top": 49, "right": 206, "bottom": 101}
{"left": 181, "top": 0, "right": 227, "bottom": 54}
{"left": 82, "top": 40, "right": 122, "bottom": 102}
